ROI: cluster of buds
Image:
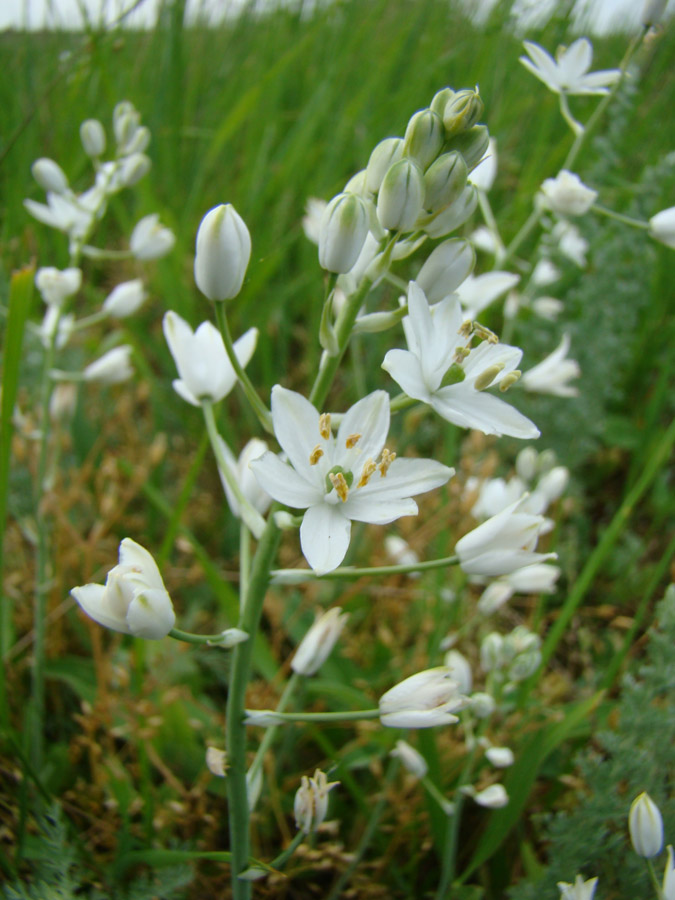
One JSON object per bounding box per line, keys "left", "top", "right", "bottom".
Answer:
{"left": 480, "top": 626, "right": 542, "bottom": 687}
{"left": 317, "top": 87, "right": 487, "bottom": 275}
{"left": 25, "top": 100, "right": 174, "bottom": 261}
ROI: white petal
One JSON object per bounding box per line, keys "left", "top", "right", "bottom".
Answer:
{"left": 381, "top": 709, "right": 460, "bottom": 728}
{"left": 126, "top": 588, "right": 176, "bottom": 639}
{"left": 172, "top": 379, "right": 201, "bottom": 407}
{"left": 71, "top": 583, "right": 131, "bottom": 634}
{"left": 250, "top": 452, "right": 321, "bottom": 508}
{"left": 337, "top": 390, "right": 390, "bottom": 471}
{"left": 300, "top": 503, "right": 352, "bottom": 574}
{"left": 382, "top": 349, "right": 430, "bottom": 401}
{"left": 345, "top": 495, "right": 419, "bottom": 525}
{"left": 118, "top": 537, "right": 164, "bottom": 589}
{"left": 559, "top": 38, "right": 593, "bottom": 82}
{"left": 271, "top": 385, "right": 323, "bottom": 480}
{"left": 433, "top": 389, "right": 540, "bottom": 439}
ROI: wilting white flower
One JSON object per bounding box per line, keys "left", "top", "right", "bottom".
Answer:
{"left": 553, "top": 221, "right": 589, "bottom": 267}
{"left": 71, "top": 538, "right": 175, "bottom": 639}
{"left": 206, "top": 747, "right": 227, "bottom": 777}
{"left": 541, "top": 170, "right": 597, "bottom": 218}
{"left": 163, "top": 310, "right": 257, "bottom": 407}
{"left": 379, "top": 667, "right": 467, "bottom": 728}
{"left": 390, "top": 739, "right": 428, "bottom": 778}
{"left": 251, "top": 386, "right": 453, "bottom": 574}
{"left": 31, "top": 158, "right": 69, "bottom": 194}
{"left": 469, "top": 138, "right": 497, "bottom": 192}
{"left": 130, "top": 213, "right": 175, "bottom": 260}
{"left": 102, "top": 279, "right": 147, "bottom": 318}
{"left": 294, "top": 769, "right": 339, "bottom": 833}
{"left": 456, "top": 496, "right": 556, "bottom": 577}
{"left": 217, "top": 437, "right": 271, "bottom": 517}
{"left": 302, "top": 197, "right": 327, "bottom": 244}
{"left": 473, "top": 784, "right": 509, "bottom": 808}
{"left": 35, "top": 267, "right": 82, "bottom": 307}
{"left": 382, "top": 282, "right": 538, "bottom": 439}
{"left": 80, "top": 118, "right": 106, "bottom": 157}
{"left": 291, "top": 607, "right": 349, "bottom": 676}
{"left": 663, "top": 845, "right": 675, "bottom": 900}
{"left": 83, "top": 346, "right": 133, "bottom": 384}
{"left": 649, "top": 206, "right": 675, "bottom": 249}
{"left": 443, "top": 650, "right": 472, "bottom": 694}
{"left": 519, "top": 38, "right": 620, "bottom": 96}
{"left": 486, "top": 746, "right": 514, "bottom": 768}
{"left": 521, "top": 334, "right": 580, "bottom": 397}
{"left": 455, "top": 271, "right": 520, "bottom": 318}
{"left": 416, "top": 239, "right": 475, "bottom": 304}
{"left": 557, "top": 875, "right": 599, "bottom": 900}
{"left": 319, "top": 192, "right": 370, "bottom": 273}
{"left": 629, "top": 791, "right": 664, "bottom": 858}
{"left": 194, "top": 204, "right": 252, "bottom": 301}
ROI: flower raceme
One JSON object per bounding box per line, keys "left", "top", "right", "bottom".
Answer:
{"left": 71, "top": 538, "right": 175, "bottom": 639}
{"left": 382, "top": 281, "right": 539, "bottom": 439}
{"left": 379, "top": 667, "right": 467, "bottom": 728}
{"left": 163, "top": 311, "right": 258, "bottom": 407}
{"left": 519, "top": 38, "right": 620, "bottom": 96}
{"left": 251, "top": 386, "right": 453, "bottom": 574}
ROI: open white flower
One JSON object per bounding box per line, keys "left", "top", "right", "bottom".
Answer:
{"left": 163, "top": 311, "right": 258, "bottom": 407}
{"left": 83, "top": 346, "right": 133, "bottom": 384}
{"left": 379, "top": 667, "right": 467, "bottom": 728}
{"left": 455, "top": 271, "right": 520, "bottom": 318}
{"left": 557, "top": 875, "right": 599, "bottom": 900}
{"left": 251, "top": 386, "right": 453, "bottom": 574}
{"left": 130, "top": 213, "right": 175, "bottom": 260}
{"left": 540, "top": 170, "right": 597, "bottom": 218}
{"left": 382, "top": 282, "right": 538, "bottom": 439}
{"left": 216, "top": 437, "right": 271, "bottom": 518}
{"left": 521, "top": 333, "right": 580, "bottom": 397}
{"left": 35, "top": 267, "right": 82, "bottom": 307}
{"left": 71, "top": 538, "right": 175, "bottom": 639}
{"left": 456, "top": 496, "right": 556, "bottom": 577}
{"left": 520, "top": 38, "right": 620, "bottom": 96}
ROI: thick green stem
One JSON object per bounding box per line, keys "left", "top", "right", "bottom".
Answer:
{"left": 225, "top": 515, "right": 281, "bottom": 897}
{"left": 213, "top": 302, "right": 273, "bottom": 434}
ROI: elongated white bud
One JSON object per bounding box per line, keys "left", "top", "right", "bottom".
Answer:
{"left": 417, "top": 238, "right": 475, "bottom": 302}
{"left": 377, "top": 158, "right": 424, "bottom": 232}
{"left": 80, "top": 119, "right": 106, "bottom": 157}
{"left": 318, "top": 192, "right": 369, "bottom": 273}
{"left": 366, "top": 137, "right": 404, "bottom": 193}
{"left": 423, "top": 151, "right": 468, "bottom": 212}
{"left": 291, "top": 608, "right": 348, "bottom": 676}
{"left": 390, "top": 740, "right": 428, "bottom": 778}
{"left": 32, "top": 158, "right": 69, "bottom": 194}
{"left": 443, "top": 89, "right": 484, "bottom": 137}
{"left": 447, "top": 125, "right": 490, "bottom": 170}
{"left": 194, "top": 203, "right": 252, "bottom": 300}
{"left": 629, "top": 792, "right": 664, "bottom": 858}
{"left": 430, "top": 87, "right": 455, "bottom": 117}
{"left": 403, "top": 108, "right": 444, "bottom": 170}
{"left": 102, "top": 279, "right": 147, "bottom": 318}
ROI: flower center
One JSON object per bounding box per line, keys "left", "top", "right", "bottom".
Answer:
{"left": 325, "top": 465, "right": 353, "bottom": 501}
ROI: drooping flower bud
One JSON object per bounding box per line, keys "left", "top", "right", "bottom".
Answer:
{"left": 416, "top": 238, "right": 475, "bottom": 302}
{"left": 629, "top": 792, "right": 664, "bottom": 858}
{"left": 118, "top": 153, "right": 151, "bottom": 188}
{"left": 472, "top": 784, "right": 508, "bottom": 808}
{"left": 194, "top": 203, "right": 252, "bottom": 301}
{"left": 291, "top": 607, "right": 349, "bottom": 676}
{"left": 318, "top": 192, "right": 369, "bottom": 273}
{"left": 443, "top": 89, "right": 484, "bottom": 138}
{"left": 376, "top": 158, "right": 424, "bottom": 232}
{"left": 390, "top": 739, "right": 428, "bottom": 778}
{"left": 446, "top": 125, "right": 490, "bottom": 170}
{"left": 80, "top": 119, "right": 106, "bottom": 157}
{"left": 83, "top": 346, "right": 134, "bottom": 385}
{"left": 130, "top": 213, "right": 176, "bottom": 260}
{"left": 486, "top": 746, "right": 514, "bottom": 768}
{"left": 102, "top": 279, "right": 147, "bottom": 318}
{"left": 379, "top": 667, "right": 467, "bottom": 728}
{"left": 366, "top": 137, "right": 404, "bottom": 193}
{"left": 419, "top": 185, "right": 478, "bottom": 238}
{"left": 423, "top": 151, "right": 468, "bottom": 212}
{"left": 31, "top": 158, "right": 69, "bottom": 195}
{"left": 403, "top": 108, "right": 444, "bottom": 170}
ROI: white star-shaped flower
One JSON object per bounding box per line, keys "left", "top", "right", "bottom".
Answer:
{"left": 520, "top": 38, "right": 620, "bottom": 96}
{"left": 251, "top": 386, "right": 453, "bottom": 573}
{"left": 382, "top": 282, "right": 539, "bottom": 439}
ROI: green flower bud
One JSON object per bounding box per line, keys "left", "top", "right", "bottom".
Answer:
{"left": 80, "top": 119, "right": 106, "bottom": 158}
{"left": 376, "top": 158, "right": 424, "bottom": 232}
{"left": 403, "top": 109, "right": 444, "bottom": 171}
{"left": 366, "top": 137, "right": 403, "bottom": 193}
{"left": 344, "top": 169, "right": 369, "bottom": 196}
{"left": 443, "top": 89, "right": 484, "bottom": 138}
{"left": 423, "top": 151, "right": 468, "bottom": 212}
{"left": 418, "top": 185, "right": 478, "bottom": 239}
{"left": 319, "top": 192, "right": 369, "bottom": 273}
{"left": 446, "top": 125, "right": 490, "bottom": 170}
{"left": 430, "top": 87, "right": 455, "bottom": 117}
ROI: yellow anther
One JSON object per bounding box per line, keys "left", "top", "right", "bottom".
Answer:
{"left": 499, "top": 370, "right": 521, "bottom": 392}
{"left": 357, "top": 458, "right": 377, "bottom": 488}
{"left": 309, "top": 445, "right": 324, "bottom": 465}
{"left": 474, "top": 363, "right": 505, "bottom": 391}
{"left": 378, "top": 448, "right": 396, "bottom": 477}
{"left": 459, "top": 319, "right": 473, "bottom": 338}
{"left": 328, "top": 471, "right": 349, "bottom": 502}
{"left": 454, "top": 346, "right": 471, "bottom": 363}
{"left": 473, "top": 322, "right": 499, "bottom": 344}
{"left": 318, "top": 413, "right": 331, "bottom": 440}
{"left": 345, "top": 433, "right": 361, "bottom": 449}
